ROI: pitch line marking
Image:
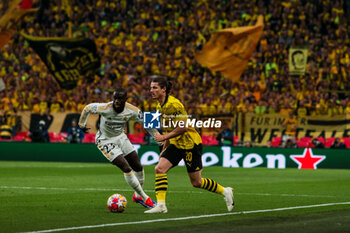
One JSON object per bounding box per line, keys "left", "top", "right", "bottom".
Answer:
{"left": 238, "top": 192, "right": 335, "bottom": 198}
{"left": 0, "top": 186, "right": 335, "bottom": 197}
{"left": 19, "top": 202, "right": 350, "bottom": 233}
{"left": 0, "top": 186, "right": 200, "bottom": 194}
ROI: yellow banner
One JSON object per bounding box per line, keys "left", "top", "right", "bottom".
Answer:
{"left": 244, "top": 113, "right": 350, "bottom": 145}
{"left": 288, "top": 47, "right": 308, "bottom": 75}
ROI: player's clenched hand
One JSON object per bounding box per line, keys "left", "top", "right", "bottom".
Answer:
{"left": 154, "top": 134, "right": 166, "bottom": 142}
{"left": 81, "top": 126, "right": 91, "bottom": 133}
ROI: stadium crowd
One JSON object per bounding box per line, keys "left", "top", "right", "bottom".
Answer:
{"left": 1, "top": 0, "right": 350, "bottom": 145}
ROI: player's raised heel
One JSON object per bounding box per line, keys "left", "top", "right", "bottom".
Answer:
{"left": 144, "top": 197, "right": 157, "bottom": 208}
{"left": 144, "top": 203, "right": 167, "bottom": 213}
{"left": 223, "top": 187, "right": 235, "bottom": 211}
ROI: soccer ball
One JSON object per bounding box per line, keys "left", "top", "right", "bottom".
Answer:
{"left": 107, "top": 193, "right": 127, "bottom": 213}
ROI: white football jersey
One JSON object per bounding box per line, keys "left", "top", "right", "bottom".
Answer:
{"left": 79, "top": 101, "right": 158, "bottom": 141}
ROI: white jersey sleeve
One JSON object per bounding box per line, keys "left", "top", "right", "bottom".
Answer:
{"left": 79, "top": 102, "right": 161, "bottom": 141}
{"left": 78, "top": 103, "right": 102, "bottom": 129}
{"left": 126, "top": 103, "right": 161, "bottom": 140}
{"left": 127, "top": 104, "right": 144, "bottom": 124}
{"left": 79, "top": 102, "right": 126, "bottom": 138}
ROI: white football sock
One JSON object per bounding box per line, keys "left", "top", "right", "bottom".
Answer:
{"left": 134, "top": 169, "right": 145, "bottom": 198}
{"left": 124, "top": 171, "right": 148, "bottom": 200}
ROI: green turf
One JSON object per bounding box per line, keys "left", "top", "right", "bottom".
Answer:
{"left": 0, "top": 161, "right": 350, "bottom": 233}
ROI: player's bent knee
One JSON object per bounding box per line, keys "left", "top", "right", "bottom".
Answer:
{"left": 155, "top": 165, "right": 166, "bottom": 174}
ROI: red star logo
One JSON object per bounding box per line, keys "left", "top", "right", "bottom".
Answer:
{"left": 290, "top": 148, "right": 326, "bottom": 169}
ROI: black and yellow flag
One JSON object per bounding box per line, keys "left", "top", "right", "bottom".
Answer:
{"left": 22, "top": 33, "right": 100, "bottom": 90}
{"left": 195, "top": 15, "right": 264, "bottom": 82}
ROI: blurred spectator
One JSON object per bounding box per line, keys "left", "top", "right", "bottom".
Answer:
{"left": 254, "top": 100, "right": 267, "bottom": 114}
{"left": 0, "top": 117, "right": 12, "bottom": 140}
{"left": 64, "top": 96, "right": 78, "bottom": 112}
{"left": 30, "top": 97, "right": 41, "bottom": 114}
{"left": 244, "top": 141, "right": 253, "bottom": 147}
{"left": 3, "top": 104, "right": 17, "bottom": 137}
{"left": 331, "top": 138, "right": 346, "bottom": 149}
{"left": 216, "top": 124, "right": 233, "bottom": 146}
{"left": 285, "top": 139, "right": 297, "bottom": 148}
{"left": 281, "top": 111, "right": 298, "bottom": 147}
{"left": 29, "top": 120, "right": 50, "bottom": 142}
{"left": 266, "top": 140, "right": 272, "bottom": 148}
{"left": 49, "top": 96, "right": 64, "bottom": 113}
{"left": 312, "top": 138, "right": 325, "bottom": 148}
{"left": 297, "top": 100, "right": 308, "bottom": 117}
{"left": 67, "top": 119, "right": 84, "bottom": 143}
{"left": 39, "top": 96, "right": 50, "bottom": 115}
{"left": 280, "top": 102, "right": 293, "bottom": 117}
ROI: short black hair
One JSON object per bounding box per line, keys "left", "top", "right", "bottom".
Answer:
{"left": 151, "top": 75, "right": 172, "bottom": 95}
{"left": 113, "top": 88, "right": 127, "bottom": 99}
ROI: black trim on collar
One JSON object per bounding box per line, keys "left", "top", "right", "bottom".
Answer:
{"left": 161, "top": 95, "right": 169, "bottom": 107}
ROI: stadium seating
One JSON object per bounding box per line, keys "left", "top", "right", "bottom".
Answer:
{"left": 233, "top": 136, "right": 240, "bottom": 146}
{"left": 49, "top": 132, "right": 66, "bottom": 142}
{"left": 342, "top": 137, "right": 350, "bottom": 148}
{"left": 201, "top": 135, "right": 219, "bottom": 146}
{"left": 325, "top": 137, "right": 336, "bottom": 148}
{"left": 296, "top": 137, "right": 312, "bottom": 148}
{"left": 315, "top": 137, "right": 325, "bottom": 145}
{"left": 270, "top": 137, "right": 282, "bottom": 147}
{"left": 13, "top": 131, "right": 31, "bottom": 142}
{"left": 128, "top": 133, "right": 145, "bottom": 144}
{"left": 82, "top": 133, "right": 96, "bottom": 143}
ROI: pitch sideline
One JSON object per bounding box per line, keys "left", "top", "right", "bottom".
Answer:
{"left": 0, "top": 186, "right": 335, "bottom": 197}
{"left": 20, "top": 202, "right": 350, "bottom": 233}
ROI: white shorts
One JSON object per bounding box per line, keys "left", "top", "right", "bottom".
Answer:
{"left": 96, "top": 133, "right": 135, "bottom": 162}
{"left": 282, "top": 135, "right": 296, "bottom": 143}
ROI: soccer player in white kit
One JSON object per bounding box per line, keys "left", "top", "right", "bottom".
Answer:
{"left": 78, "top": 88, "right": 158, "bottom": 209}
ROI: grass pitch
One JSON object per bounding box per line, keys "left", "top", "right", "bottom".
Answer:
{"left": 0, "top": 161, "right": 350, "bottom": 233}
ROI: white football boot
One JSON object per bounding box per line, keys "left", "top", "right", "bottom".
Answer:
{"left": 144, "top": 203, "right": 168, "bottom": 213}
{"left": 223, "top": 187, "right": 235, "bottom": 211}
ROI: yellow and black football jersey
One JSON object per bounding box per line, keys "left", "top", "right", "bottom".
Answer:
{"left": 157, "top": 95, "right": 202, "bottom": 149}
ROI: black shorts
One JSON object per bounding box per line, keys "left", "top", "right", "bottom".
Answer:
{"left": 161, "top": 144, "right": 203, "bottom": 173}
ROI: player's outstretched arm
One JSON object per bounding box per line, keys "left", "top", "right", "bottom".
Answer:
{"left": 133, "top": 108, "right": 164, "bottom": 145}
{"left": 154, "top": 126, "right": 187, "bottom": 142}
{"left": 78, "top": 103, "right": 99, "bottom": 132}
{"left": 145, "top": 128, "right": 164, "bottom": 144}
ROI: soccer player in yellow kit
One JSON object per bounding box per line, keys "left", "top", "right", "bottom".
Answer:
{"left": 145, "top": 76, "right": 234, "bottom": 213}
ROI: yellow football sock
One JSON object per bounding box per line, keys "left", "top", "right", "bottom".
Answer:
{"left": 200, "top": 178, "right": 224, "bottom": 195}
{"left": 155, "top": 173, "right": 168, "bottom": 203}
